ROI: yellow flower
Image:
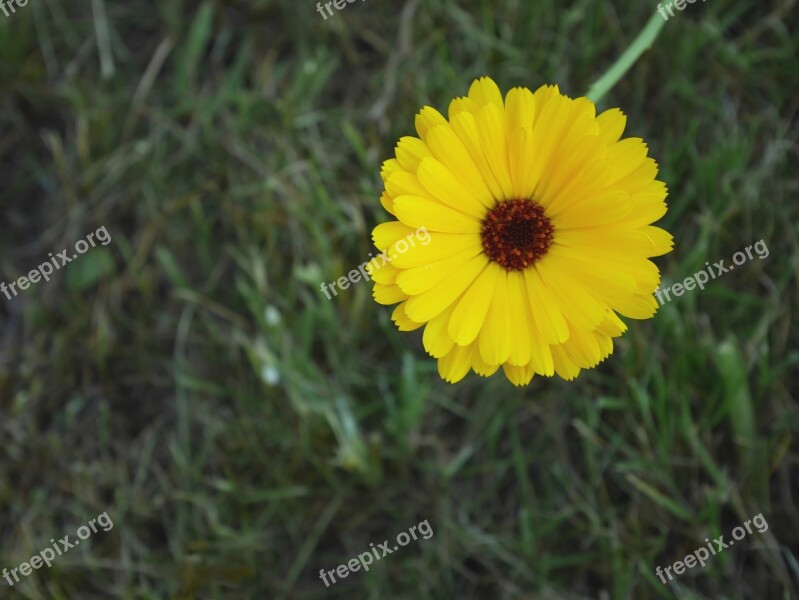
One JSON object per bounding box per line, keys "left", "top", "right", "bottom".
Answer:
{"left": 369, "top": 77, "right": 673, "bottom": 386}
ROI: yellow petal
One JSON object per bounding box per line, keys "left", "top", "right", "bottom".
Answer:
{"left": 396, "top": 246, "right": 483, "bottom": 295}
{"left": 502, "top": 362, "right": 535, "bottom": 386}
{"left": 605, "top": 137, "right": 649, "bottom": 182}
{"left": 448, "top": 262, "right": 501, "bottom": 345}
{"left": 390, "top": 232, "right": 481, "bottom": 268}
{"left": 539, "top": 130, "right": 603, "bottom": 205}
{"left": 385, "top": 229, "right": 436, "bottom": 264}
{"left": 614, "top": 157, "right": 659, "bottom": 192}
{"left": 596, "top": 108, "right": 626, "bottom": 146}
{"left": 479, "top": 270, "right": 512, "bottom": 365}
{"left": 562, "top": 322, "right": 602, "bottom": 369}
{"left": 550, "top": 191, "right": 632, "bottom": 229}
{"left": 416, "top": 157, "right": 488, "bottom": 219}
{"left": 415, "top": 106, "right": 448, "bottom": 140}
{"left": 535, "top": 257, "right": 607, "bottom": 331}
{"left": 641, "top": 226, "right": 675, "bottom": 256}
{"left": 597, "top": 310, "right": 628, "bottom": 337}
{"left": 549, "top": 156, "right": 616, "bottom": 212}
{"left": 593, "top": 329, "right": 614, "bottom": 361}
{"left": 438, "top": 343, "right": 473, "bottom": 383}
{"left": 372, "top": 221, "right": 417, "bottom": 251}
{"left": 392, "top": 303, "right": 423, "bottom": 331}
{"left": 404, "top": 254, "right": 489, "bottom": 322}
{"left": 524, "top": 267, "right": 569, "bottom": 344}
{"left": 516, "top": 273, "right": 555, "bottom": 376}
{"left": 393, "top": 195, "right": 482, "bottom": 234}
{"left": 506, "top": 271, "right": 532, "bottom": 366}
{"left": 527, "top": 93, "right": 575, "bottom": 201}
{"left": 449, "top": 111, "right": 505, "bottom": 200}
{"left": 547, "top": 246, "right": 638, "bottom": 310}
{"left": 395, "top": 136, "right": 431, "bottom": 172}
{"left": 531, "top": 84, "right": 561, "bottom": 123}
{"left": 551, "top": 344, "right": 580, "bottom": 381}
{"left": 555, "top": 226, "right": 674, "bottom": 258}
{"left": 385, "top": 171, "right": 429, "bottom": 200}
{"left": 422, "top": 303, "right": 456, "bottom": 358}
{"left": 380, "top": 191, "right": 394, "bottom": 214}
{"left": 448, "top": 96, "right": 479, "bottom": 119}
{"left": 475, "top": 104, "right": 514, "bottom": 199}
{"left": 426, "top": 125, "right": 495, "bottom": 208}
{"left": 622, "top": 181, "right": 668, "bottom": 227}
{"left": 373, "top": 283, "right": 407, "bottom": 305}
{"left": 368, "top": 260, "right": 399, "bottom": 284}
{"left": 536, "top": 98, "right": 598, "bottom": 203}
{"left": 552, "top": 249, "right": 661, "bottom": 294}
{"left": 509, "top": 127, "right": 537, "bottom": 200}
{"left": 618, "top": 293, "right": 658, "bottom": 320}
{"left": 471, "top": 342, "right": 500, "bottom": 376}
{"left": 505, "top": 86, "right": 535, "bottom": 131}
{"left": 380, "top": 158, "right": 403, "bottom": 183}
{"left": 468, "top": 77, "right": 504, "bottom": 109}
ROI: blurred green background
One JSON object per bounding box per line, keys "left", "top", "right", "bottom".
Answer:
{"left": 1, "top": 0, "right": 798, "bottom": 598}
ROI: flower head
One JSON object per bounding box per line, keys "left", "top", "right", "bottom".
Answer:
{"left": 369, "top": 77, "right": 673, "bottom": 386}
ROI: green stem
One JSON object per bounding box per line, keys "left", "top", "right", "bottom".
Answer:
{"left": 585, "top": 11, "right": 666, "bottom": 104}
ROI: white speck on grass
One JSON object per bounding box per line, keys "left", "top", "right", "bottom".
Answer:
{"left": 264, "top": 305, "right": 281, "bottom": 326}
{"left": 261, "top": 365, "right": 280, "bottom": 386}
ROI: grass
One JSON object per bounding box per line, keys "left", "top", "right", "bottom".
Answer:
{"left": 1, "top": 0, "right": 798, "bottom": 598}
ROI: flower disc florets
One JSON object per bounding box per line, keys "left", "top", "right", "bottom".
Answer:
{"left": 481, "top": 199, "right": 554, "bottom": 271}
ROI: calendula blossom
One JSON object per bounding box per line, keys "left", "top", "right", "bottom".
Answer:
{"left": 368, "top": 77, "right": 673, "bottom": 386}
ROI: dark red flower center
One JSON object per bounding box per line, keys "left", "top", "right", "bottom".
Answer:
{"left": 480, "top": 199, "right": 554, "bottom": 271}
